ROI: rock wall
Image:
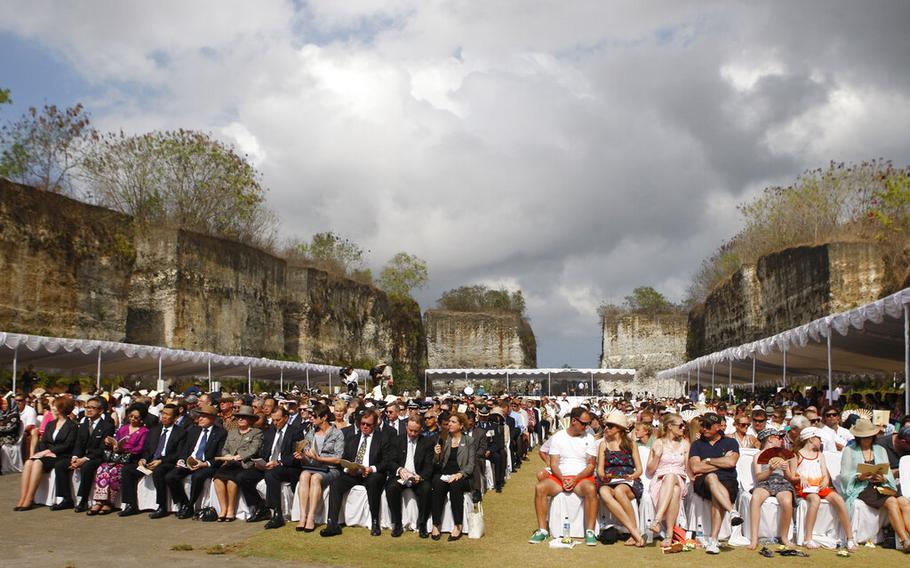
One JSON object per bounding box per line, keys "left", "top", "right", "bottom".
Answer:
{"left": 689, "top": 242, "right": 890, "bottom": 357}
{"left": 425, "top": 309, "right": 536, "bottom": 369}
{"left": 0, "top": 179, "right": 426, "bottom": 377}
{"left": 599, "top": 312, "right": 687, "bottom": 396}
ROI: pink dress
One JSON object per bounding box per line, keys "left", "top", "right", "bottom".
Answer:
{"left": 649, "top": 439, "right": 689, "bottom": 506}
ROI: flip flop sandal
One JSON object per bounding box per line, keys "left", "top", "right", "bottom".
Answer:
{"left": 759, "top": 547, "right": 774, "bottom": 558}
{"left": 778, "top": 549, "right": 809, "bottom": 557}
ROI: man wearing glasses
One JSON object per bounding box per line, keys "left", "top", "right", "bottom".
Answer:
{"left": 819, "top": 405, "right": 852, "bottom": 451}
{"left": 50, "top": 396, "right": 114, "bottom": 512}
{"left": 322, "top": 409, "right": 393, "bottom": 537}
{"left": 528, "top": 407, "right": 599, "bottom": 546}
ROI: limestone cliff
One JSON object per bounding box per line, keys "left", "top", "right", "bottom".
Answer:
{"left": 0, "top": 179, "right": 426, "bottom": 378}
{"left": 425, "top": 309, "right": 536, "bottom": 369}
{"left": 599, "top": 312, "right": 687, "bottom": 396}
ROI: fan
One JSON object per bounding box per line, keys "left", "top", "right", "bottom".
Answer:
{"left": 679, "top": 409, "right": 701, "bottom": 423}
{"left": 757, "top": 447, "right": 795, "bottom": 464}
{"left": 841, "top": 408, "right": 872, "bottom": 422}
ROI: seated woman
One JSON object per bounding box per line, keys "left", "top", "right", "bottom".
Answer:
{"left": 748, "top": 428, "right": 797, "bottom": 550}
{"left": 89, "top": 404, "right": 148, "bottom": 515}
{"left": 294, "top": 403, "right": 344, "bottom": 531}
{"left": 430, "top": 413, "right": 475, "bottom": 541}
{"left": 597, "top": 411, "right": 645, "bottom": 547}
{"left": 15, "top": 397, "right": 77, "bottom": 511}
{"left": 646, "top": 412, "right": 689, "bottom": 547}
{"left": 792, "top": 426, "right": 856, "bottom": 551}
{"left": 840, "top": 418, "right": 910, "bottom": 552}
{"left": 212, "top": 405, "right": 262, "bottom": 522}
{"left": 332, "top": 401, "right": 349, "bottom": 432}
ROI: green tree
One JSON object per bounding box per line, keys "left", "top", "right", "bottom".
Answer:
{"left": 378, "top": 252, "right": 428, "bottom": 298}
{"left": 83, "top": 129, "right": 276, "bottom": 247}
{"left": 294, "top": 231, "right": 366, "bottom": 275}
{"left": 0, "top": 89, "right": 11, "bottom": 105}
{"left": 624, "top": 286, "right": 674, "bottom": 314}
{"left": 437, "top": 284, "right": 526, "bottom": 315}
{"left": 0, "top": 103, "right": 96, "bottom": 194}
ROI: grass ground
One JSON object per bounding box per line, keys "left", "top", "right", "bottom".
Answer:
{"left": 234, "top": 450, "right": 907, "bottom": 568}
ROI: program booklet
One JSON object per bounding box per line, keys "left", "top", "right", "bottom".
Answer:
{"left": 856, "top": 462, "right": 889, "bottom": 476}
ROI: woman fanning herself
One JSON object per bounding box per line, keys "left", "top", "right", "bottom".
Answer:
{"left": 840, "top": 418, "right": 910, "bottom": 552}
{"left": 294, "top": 403, "right": 344, "bottom": 532}
{"left": 646, "top": 413, "right": 689, "bottom": 547}
{"left": 748, "top": 429, "right": 797, "bottom": 550}
{"left": 793, "top": 427, "right": 856, "bottom": 551}
{"left": 597, "top": 410, "right": 645, "bottom": 547}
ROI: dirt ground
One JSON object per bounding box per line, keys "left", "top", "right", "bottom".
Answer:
{"left": 0, "top": 472, "right": 316, "bottom": 568}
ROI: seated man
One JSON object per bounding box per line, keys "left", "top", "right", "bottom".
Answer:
{"left": 385, "top": 416, "right": 435, "bottom": 537}
{"left": 475, "top": 406, "right": 504, "bottom": 492}
{"left": 51, "top": 396, "right": 115, "bottom": 512}
{"left": 321, "top": 409, "right": 393, "bottom": 537}
{"left": 528, "top": 406, "right": 599, "bottom": 546}
{"left": 236, "top": 406, "right": 303, "bottom": 529}
{"left": 688, "top": 412, "right": 744, "bottom": 555}
{"left": 164, "top": 404, "right": 226, "bottom": 519}
{"left": 119, "top": 403, "right": 186, "bottom": 518}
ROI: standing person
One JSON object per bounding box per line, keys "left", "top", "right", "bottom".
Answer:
{"left": 528, "top": 407, "right": 599, "bottom": 546}
{"left": 647, "top": 413, "right": 689, "bottom": 547}
{"left": 293, "top": 403, "right": 344, "bottom": 532}
{"left": 343, "top": 367, "right": 359, "bottom": 397}
{"left": 596, "top": 411, "right": 645, "bottom": 547}
{"left": 210, "top": 406, "right": 262, "bottom": 522}
{"left": 89, "top": 404, "right": 148, "bottom": 515}
{"left": 747, "top": 429, "right": 797, "bottom": 550}
{"left": 430, "top": 413, "right": 475, "bottom": 541}
{"left": 15, "top": 397, "right": 77, "bottom": 510}
{"left": 52, "top": 396, "right": 115, "bottom": 512}
{"left": 20, "top": 365, "right": 38, "bottom": 396}
{"left": 792, "top": 427, "right": 856, "bottom": 551}
{"left": 688, "top": 412, "right": 744, "bottom": 554}
{"left": 839, "top": 419, "right": 910, "bottom": 552}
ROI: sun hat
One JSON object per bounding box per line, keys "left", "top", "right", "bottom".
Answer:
{"left": 757, "top": 428, "right": 782, "bottom": 442}
{"left": 799, "top": 426, "right": 822, "bottom": 441}
{"left": 604, "top": 409, "right": 630, "bottom": 431}
{"left": 849, "top": 418, "right": 881, "bottom": 439}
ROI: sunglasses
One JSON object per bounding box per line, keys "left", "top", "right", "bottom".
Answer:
{"left": 824, "top": 413, "right": 838, "bottom": 418}
{"left": 810, "top": 419, "right": 822, "bottom": 424}
{"left": 753, "top": 418, "right": 766, "bottom": 423}
{"left": 737, "top": 422, "right": 750, "bottom": 426}
{"left": 576, "top": 419, "right": 592, "bottom": 426}
{"left": 360, "top": 421, "right": 375, "bottom": 427}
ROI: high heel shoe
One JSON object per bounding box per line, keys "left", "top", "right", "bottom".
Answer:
{"left": 431, "top": 532, "right": 441, "bottom": 541}
{"left": 447, "top": 532, "right": 462, "bottom": 542}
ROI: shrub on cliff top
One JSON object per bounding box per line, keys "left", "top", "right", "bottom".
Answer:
{"left": 437, "top": 285, "right": 526, "bottom": 316}
{"left": 598, "top": 286, "right": 683, "bottom": 321}
{"left": 379, "top": 252, "right": 428, "bottom": 299}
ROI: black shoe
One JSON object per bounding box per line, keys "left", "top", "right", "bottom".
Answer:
{"left": 149, "top": 508, "right": 169, "bottom": 519}
{"left": 431, "top": 533, "right": 442, "bottom": 541}
{"left": 176, "top": 505, "right": 194, "bottom": 520}
{"left": 74, "top": 499, "right": 88, "bottom": 513}
{"left": 265, "top": 513, "right": 285, "bottom": 530}
{"left": 448, "top": 532, "right": 462, "bottom": 542}
{"left": 495, "top": 487, "right": 503, "bottom": 493}
{"left": 51, "top": 499, "right": 74, "bottom": 511}
{"left": 371, "top": 522, "right": 382, "bottom": 536}
{"left": 118, "top": 504, "right": 140, "bottom": 517}
{"left": 247, "top": 506, "right": 272, "bottom": 523}
{"left": 419, "top": 528, "right": 430, "bottom": 539}
{"left": 320, "top": 524, "right": 343, "bottom": 537}
{"left": 391, "top": 524, "right": 403, "bottom": 538}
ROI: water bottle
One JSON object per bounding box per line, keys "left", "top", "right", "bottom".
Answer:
{"left": 563, "top": 515, "right": 571, "bottom": 538}
{"left": 695, "top": 521, "right": 705, "bottom": 547}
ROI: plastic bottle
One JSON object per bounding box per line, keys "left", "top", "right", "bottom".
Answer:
{"left": 563, "top": 515, "right": 571, "bottom": 538}
{"left": 695, "top": 521, "right": 705, "bottom": 547}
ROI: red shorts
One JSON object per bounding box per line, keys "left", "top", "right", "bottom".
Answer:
{"left": 797, "top": 487, "right": 833, "bottom": 499}
{"left": 550, "top": 474, "right": 595, "bottom": 488}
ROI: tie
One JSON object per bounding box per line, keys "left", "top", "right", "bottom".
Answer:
{"left": 270, "top": 429, "right": 284, "bottom": 462}
{"left": 153, "top": 428, "right": 169, "bottom": 460}
{"left": 194, "top": 428, "right": 209, "bottom": 459}
{"left": 88, "top": 420, "right": 95, "bottom": 436}
{"left": 355, "top": 435, "right": 368, "bottom": 464}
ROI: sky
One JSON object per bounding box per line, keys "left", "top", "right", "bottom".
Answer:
{"left": 2, "top": 1, "right": 910, "bottom": 367}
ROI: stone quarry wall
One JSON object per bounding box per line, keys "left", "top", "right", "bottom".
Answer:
{"left": 0, "top": 179, "right": 426, "bottom": 377}
{"left": 688, "top": 242, "right": 891, "bottom": 358}
{"left": 599, "top": 313, "right": 687, "bottom": 396}
{"left": 425, "top": 309, "right": 536, "bottom": 369}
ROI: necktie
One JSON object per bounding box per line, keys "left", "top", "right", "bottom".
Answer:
{"left": 153, "top": 428, "right": 169, "bottom": 460}
{"left": 88, "top": 420, "right": 95, "bottom": 436}
{"left": 270, "top": 429, "right": 284, "bottom": 462}
{"left": 355, "top": 435, "right": 368, "bottom": 464}
{"left": 194, "top": 428, "right": 209, "bottom": 459}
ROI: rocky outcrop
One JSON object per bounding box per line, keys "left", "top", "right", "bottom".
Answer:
{"left": 0, "top": 179, "right": 426, "bottom": 378}
{"left": 425, "top": 309, "right": 536, "bottom": 369}
{"left": 599, "top": 312, "right": 687, "bottom": 396}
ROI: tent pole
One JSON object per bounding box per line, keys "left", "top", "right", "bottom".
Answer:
{"left": 696, "top": 362, "right": 701, "bottom": 393}
{"left": 590, "top": 371, "right": 594, "bottom": 397}
{"left": 711, "top": 362, "right": 715, "bottom": 396}
{"left": 423, "top": 370, "right": 427, "bottom": 395}
{"left": 686, "top": 369, "right": 690, "bottom": 399}
{"left": 506, "top": 371, "right": 510, "bottom": 394}
{"left": 751, "top": 355, "right": 755, "bottom": 394}
{"left": 904, "top": 303, "right": 909, "bottom": 415}
{"left": 158, "top": 355, "right": 162, "bottom": 393}
{"left": 207, "top": 356, "right": 212, "bottom": 392}
{"left": 782, "top": 348, "right": 787, "bottom": 389}
{"left": 827, "top": 328, "right": 833, "bottom": 404}
{"left": 96, "top": 348, "right": 102, "bottom": 392}
{"left": 328, "top": 370, "right": 332, "bottom": 393}
{"left": 306, "top": 368, "right": 310, "bottom": 392}
{"left": 247, "top": 365, "right": 252, "bottom": 394}
{"left": 280, "top": 368, "right": 284, "bottom": 392}
{"left": 728, "top": 359, "right": 733, "bottom": 403}
{"left": 548, "top": 372, "right": 551, "bottom": 397}
{"left": 12, "top": 345, "right": 18, "bottom": 394}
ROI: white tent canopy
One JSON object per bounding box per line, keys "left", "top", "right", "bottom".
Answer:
{"left": 424, "top": 367, "right": 636, "bottom": 395}
{"left": 657, "top": 287, "right": 910, "bottom": 408}
{"left": 2, "top": 331, "right": 367, "bottom": 393}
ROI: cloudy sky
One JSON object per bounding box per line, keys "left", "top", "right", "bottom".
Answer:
{"left": 3, "top": 1, "right": 910, "bottom": 367}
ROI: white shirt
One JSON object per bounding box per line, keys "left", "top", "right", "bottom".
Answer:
{"left": 358, "top": 433, "right": 374, "bottom": 470}
{"left": 155, "top": 426, "right": 173, "bottom": 458}
{"left": 191, "top": 427, "right": 211, "bottom": 458}
{"left": 546, "top": 429, "right": 598, "bottom": 476}
{"left": 269, "top": 424, "right": 289, "bottom": 463}
{"left": 820, "top": 425, "right": 852, "bottom": 451}
{"left": 404, "top": 436, "right": 418, "bottom": 473}
{"left": 19, "top": 404, "right": 38, "bottom": 428}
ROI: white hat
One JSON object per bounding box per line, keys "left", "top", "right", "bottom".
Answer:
{"left": 799, "top": 426, "right": 822, "bottom": 441}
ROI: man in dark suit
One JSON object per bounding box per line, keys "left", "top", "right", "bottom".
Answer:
{"left": 466, "top": 410, "right": 490, "bottom": 503}
{"left": 51, "top": 396, "right": 115, "bottom": 512}
{"left": 381, "top": 403, "right": 409, "bottom": 441}
{"left": 479, "top": 407, "right": 505, "bottom": 492}
{"left": 321, "top": 409, "right": 393, "bottom": 537}
{"left": 119, "top": 404, "right": 187, "bottom": 518}
{"left": 384, "top": 416, "right": 436, "bottom": 538}
{"left": 164, "top": 404, "right": 226, "bottom": 519}
{"left": 236, "top": 406, "right": 304, "bottom": 529}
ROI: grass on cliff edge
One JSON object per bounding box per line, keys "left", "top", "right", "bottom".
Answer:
{"left": 233, "top": 451, "right": 906, "bottom": 568}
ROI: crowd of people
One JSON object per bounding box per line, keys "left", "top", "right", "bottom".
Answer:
{"left": 3, "top": 380, "right": 910, "bottom": 556}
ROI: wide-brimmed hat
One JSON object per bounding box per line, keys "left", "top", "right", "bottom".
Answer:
{"left": 234, "top": 405, "right": 258, "bottom": 420}
{"left": 193, "top": 404, "right": 219, "bottom": 417}
{"left": 799, "top": 426, "right": 822, "bottom": 441}
{"left": 477, "top": 406, "right": 491, "bottom": 417}
{"left": 604, "top": 410, "right": 630, "bottom": 431}
{"left": 849, "top": 418, "right": 881, "bottom": 439}
{"left": 757, "top": 428, "right": 782, "bottom": 442}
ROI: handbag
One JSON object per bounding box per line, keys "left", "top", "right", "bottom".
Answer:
{"left": 467, "top": 502, "right": 484, "bottom": 539}
{"left": 103, "top": 449, "right": 133, "bottom": 465}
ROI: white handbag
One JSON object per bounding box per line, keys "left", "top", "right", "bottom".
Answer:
{"left": 468, "top": 502, "right": 485, "bottom": 539}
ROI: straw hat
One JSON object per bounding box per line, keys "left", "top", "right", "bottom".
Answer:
{"left": 193, "top": 404, "right": 219, "bottom": 417}
{"left": 849, "top": 418, "right": 881, "bottom": 439}
{"left": 604, "top": 409, "right": 630, "bottom": 431}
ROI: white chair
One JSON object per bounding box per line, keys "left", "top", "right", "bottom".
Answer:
{"left": 682, "top": 450, "right": 755, "bottom": 543}
{"left": 735, "top": 449, "right": 794, "bottom": 543}
{"left": 794, "top": 451, "right": 847, "bottom": 546}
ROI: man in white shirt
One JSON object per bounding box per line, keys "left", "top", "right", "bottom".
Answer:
{"left": 528, "top": 407, "right": 599, "bottom": 546}
{"left": 820, "top": 406, "right": 853, "bottom": 451}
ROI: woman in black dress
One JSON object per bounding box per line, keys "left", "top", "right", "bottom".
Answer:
{"left": 15, "top": 397, "right": 76, "bottom": 510}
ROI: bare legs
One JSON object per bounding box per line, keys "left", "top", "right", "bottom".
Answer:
{"left": 533, "top": 478, "right": 597, "bottom": 534}
{"left": 651, "top": 473, "right": 681, "bottom": 543}
{"left": 599, "top": 484, "right": 644, "bottom": 546}
{"left": 802, "top": 492, "right": 854, "bottom": 548}
{"left": 296, "top": 471, "right": 323, "bottom": 530}
{"left": 704, "top": 473, "right": 734, "bottom": 542}
{"left": 16, "top": 459, "right": 45, "bottom": 508}
{"left": 212, "top": 478, "right": 239, "bottom": 520}
{"left": 884, "top": 496, "right": 910, "bottom": 548}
